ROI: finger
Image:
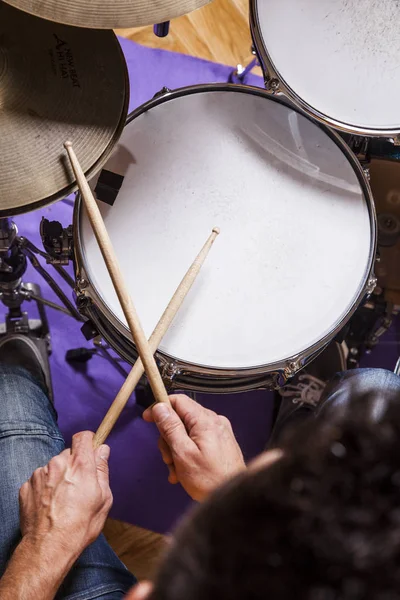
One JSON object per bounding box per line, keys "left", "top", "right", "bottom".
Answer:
{"left": 71, "top": 431, "right": 96, "bottom": 470}
{"left": 158, "top": 436, "right": 173, "bottom": 465}
{"left": 142, "top": 406, "right": 154, "bottom": 423}
{"left": 169, "top": 394, "right": 217, "bottom": 433}
{"left": 168, "top": 463, "right": 178, "bottom": 485}
{"left": 30, "top": 467, "right": 46, "bottom": 489}
{"left": 94, "top": 444, "right": 111, "bottom": 496}
{"left": 157, "top": 437, "right": 178, "bottom": 483}
{"left": 152, "top": 403, "right": 194, "bottom": 455}
{"left": 126, "top": 581, "right": 153, "bottom": 600}
{"left": 47, "top": 451, "right": 69, "bottom": 480}
{"left": 19, "top": 480, "right": 28, "bottom": 500}
{"left": 143, "top": 395, "right": 208, "bottom": 425}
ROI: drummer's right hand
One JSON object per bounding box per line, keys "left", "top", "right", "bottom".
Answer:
{"left": 143, "top": 395, "right": 245, "bottom": 501}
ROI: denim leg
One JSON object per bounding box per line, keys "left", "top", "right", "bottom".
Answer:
{"left": 316, "top": 368, "right": 400, "bottom": 422}
{"left": 0, "top": 365, "right": 136, "bottom": 599}
{"left": 269, "top": 368, "right": 400, "bottom": 447}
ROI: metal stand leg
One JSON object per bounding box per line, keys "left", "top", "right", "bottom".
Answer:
{"left": 229, "top": 56, "right": 258, "bottom": 84}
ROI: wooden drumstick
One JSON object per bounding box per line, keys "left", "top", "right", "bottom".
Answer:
{"left": 64, "top": 141, "right": 171, "bottom": 406}
{"left": 93, "top": 226, "right": 220, "bottom": 448}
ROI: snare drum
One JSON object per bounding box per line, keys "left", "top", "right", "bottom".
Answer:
{"left": 251, "top": 0, "right": 400, "bottom": 138}
{"left": 74, "top": 85, "right": 376, "bottom": 392}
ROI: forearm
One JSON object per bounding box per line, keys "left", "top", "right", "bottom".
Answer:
{"left": 0, "top": 536, "right": 78, "bottom": 600}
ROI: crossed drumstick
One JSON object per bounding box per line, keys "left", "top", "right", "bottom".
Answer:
{"left": 64, "top": 142, "right": 219, "bottom": 448}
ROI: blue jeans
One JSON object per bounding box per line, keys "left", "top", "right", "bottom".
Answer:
{"left": 271, "top": 368, "right": 400, "bottom": 446}
{"left": 0, "top": 365, "right": 136, "bottom": 599}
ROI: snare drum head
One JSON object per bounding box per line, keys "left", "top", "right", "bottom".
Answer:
{"left": 78, "top": 87, "right": 373, "bottom": 371}
{"left": 253, "top": 0, "right": 400, "bottom": 135}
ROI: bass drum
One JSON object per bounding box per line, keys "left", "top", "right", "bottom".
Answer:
{"left": 74, "top": 84, "right": 376, "bottom": 393}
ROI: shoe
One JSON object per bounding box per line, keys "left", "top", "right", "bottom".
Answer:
{"left": 0, "top": 334, "right": 51, "bottom": 398}
{"left": 268, "top": 341, "right": 346, "bottom": 447}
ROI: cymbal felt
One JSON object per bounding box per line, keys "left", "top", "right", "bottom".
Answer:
{"left": 0, "top": 2, "right": 129, "bottom": 216}
{"left": 1, "top": 0, "right": 211, "bottom": 29}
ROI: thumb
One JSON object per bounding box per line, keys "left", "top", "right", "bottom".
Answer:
{"left": 152, "top": 403, "right": 191, "bottom": 452}
{"left": 94, "top": 444, "right": 110, "bottom": 491}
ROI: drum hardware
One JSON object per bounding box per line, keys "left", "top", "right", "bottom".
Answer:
{"left": 161, "top": 361, "right": 182, "bottom": 389}
{"left": 0, "top": 217, "right": 84, "bottom": 347}
{"left": 344, "top": 293, "right": 396, "bottom": 369}
{"left": 229, "top": 57, "right": 259, "bottom": 84}
{"left": 394, "top": 357, "right": 400, "bottom": 377}
{"left": 154, "top": 22, "right": 170, "bottom": 37}
{"left": 377, "top": 214, "right": 400, "bottom": 248}
{"left": 283, "top": 359, "right": 302, "bottom": 380}
{"left": 153, "top": 87, "right": 172, "bottom": 99}
{"left": 40, "top": 219, "right": 74, "bottom": 266}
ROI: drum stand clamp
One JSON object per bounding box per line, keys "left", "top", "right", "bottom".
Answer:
{"left": 40, "top": 218, "right": 73, "bottom": 265}
{"left": 0, "top": 217, "right": 84, "bottom": 339}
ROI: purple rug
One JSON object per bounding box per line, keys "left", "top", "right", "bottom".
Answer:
{"left": 2, "top": 39, "right": 274, "bottom": 534}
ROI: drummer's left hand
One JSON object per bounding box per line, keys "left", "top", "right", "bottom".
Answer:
{"left": 143, "top": 395, "right": 245, "bottom": 501}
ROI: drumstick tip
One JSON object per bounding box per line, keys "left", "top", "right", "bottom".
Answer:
{"left": 212, "top": 227, "right": 220, "bottom": 235}
{"left": 64, "top": 141, "right": 73, "bottom": 149}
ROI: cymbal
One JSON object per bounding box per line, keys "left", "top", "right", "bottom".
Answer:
{"left": 1, "top": 0, "right": 211, "bottom": 29}
{"left": 0, "top": 2, "right": 129, "bottom": 217}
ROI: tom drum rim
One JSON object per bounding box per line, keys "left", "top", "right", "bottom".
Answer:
{"left": 250, "top": 0, "right": 400, "bottom": 139}
{"left": 73, "top": 84, "right": 377, "bottom": 392}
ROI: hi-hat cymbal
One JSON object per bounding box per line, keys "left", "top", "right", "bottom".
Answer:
{"left": 0, "top": 2, "right": 129, "bottom": 217}
{"left": 1, "top": 0, "right": 211, "bottom": 29}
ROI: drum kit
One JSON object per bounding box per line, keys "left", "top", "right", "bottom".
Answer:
{"left": 0, "top": 0, "right": 398, "bottom": 401}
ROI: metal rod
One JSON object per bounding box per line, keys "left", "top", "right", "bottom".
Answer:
{"left": 21, "top": 289, "right": 75, "bottom": 317}
{"left": 24, "top": 249, "right": 84, "bottom": 322}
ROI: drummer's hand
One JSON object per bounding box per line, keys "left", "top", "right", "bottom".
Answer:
{"left": 143, "top": 395, "right": 245, "bottom": 501}
{"left": 19, "top": 431, "right": 113, "bottom": 560}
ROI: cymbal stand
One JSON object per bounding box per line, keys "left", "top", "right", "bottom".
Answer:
{"left": 0, "top": 217, "right": 83, "bottom": 342}
{"left": 229, "top": 46, "right": 259, "bottom": 84}
{"left": 0, "top": 217, "right": 128, "bottom": 381}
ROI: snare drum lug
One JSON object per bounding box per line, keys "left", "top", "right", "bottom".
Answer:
{"left": 267, "top": 78, "right": 280, "bottom": 93}
{"left": 362, "top": 166, "right": 370, "bottom": 181}
{"left": 153, "top": 87, "right": 172, "bottom": 99}
{"left": 284, "top": 359, "right": 301, "bottom": 380}
{"left": 75, "top": 293, "right": 91, "bottom": 311}
{"left": 366, "top": 276, "right": 378, "bottom": 295}
{"left": 161, "top": 361, "right": 181, "bottom": 387}
{"left": 389, "top": 136, "right": 400, "bottom": 147}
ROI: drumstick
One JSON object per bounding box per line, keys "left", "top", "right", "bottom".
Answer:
{"left": 93, "top": 226, "right": 220, "bottom": 448}
{"left": 64, "top": 141, "right": 171, "bottom": 406}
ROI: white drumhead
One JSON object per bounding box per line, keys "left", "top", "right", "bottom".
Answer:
{"left": 254, "top": 0, "right": 400, "bottom": 134}
{"left": 79, "top": 88, "right": 372, "bottom": 370}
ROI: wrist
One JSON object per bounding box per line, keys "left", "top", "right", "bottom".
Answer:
{"left": 0, "top": 534, "right": 80, "bottom": 600}
{"left": 21, "top": 532, "right": 81, "bottom": 572}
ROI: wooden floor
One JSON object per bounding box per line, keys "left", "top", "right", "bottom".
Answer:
{"left": 106, "top": 0, "right": 252, "bottom": 582}
{"left": 116, "top": 0, "right": 261, "bottom": 74}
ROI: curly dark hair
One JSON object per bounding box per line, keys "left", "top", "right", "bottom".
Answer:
{"left": 151, "top": 389, "right": 400, "bottom": 600}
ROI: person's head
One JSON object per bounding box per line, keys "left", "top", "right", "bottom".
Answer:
{"left": 130, "top": 389, "right": 400, "bottom": 600}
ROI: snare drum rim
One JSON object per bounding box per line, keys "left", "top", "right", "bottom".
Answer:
{"left": 73, "top": 83, "right": 377, "bottom": 383}
{"left": 250, "top": 0, "right": 400, "bottom": 139}
{"left": 0, "top": 31, "right": 130, "bottom": 219}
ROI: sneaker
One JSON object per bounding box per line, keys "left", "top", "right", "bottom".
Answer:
{"left": 268, "top": 341, "right": 346, "bottom": 447}
{"left": 0, "top": 334, "right": 52, "bottom": 399}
